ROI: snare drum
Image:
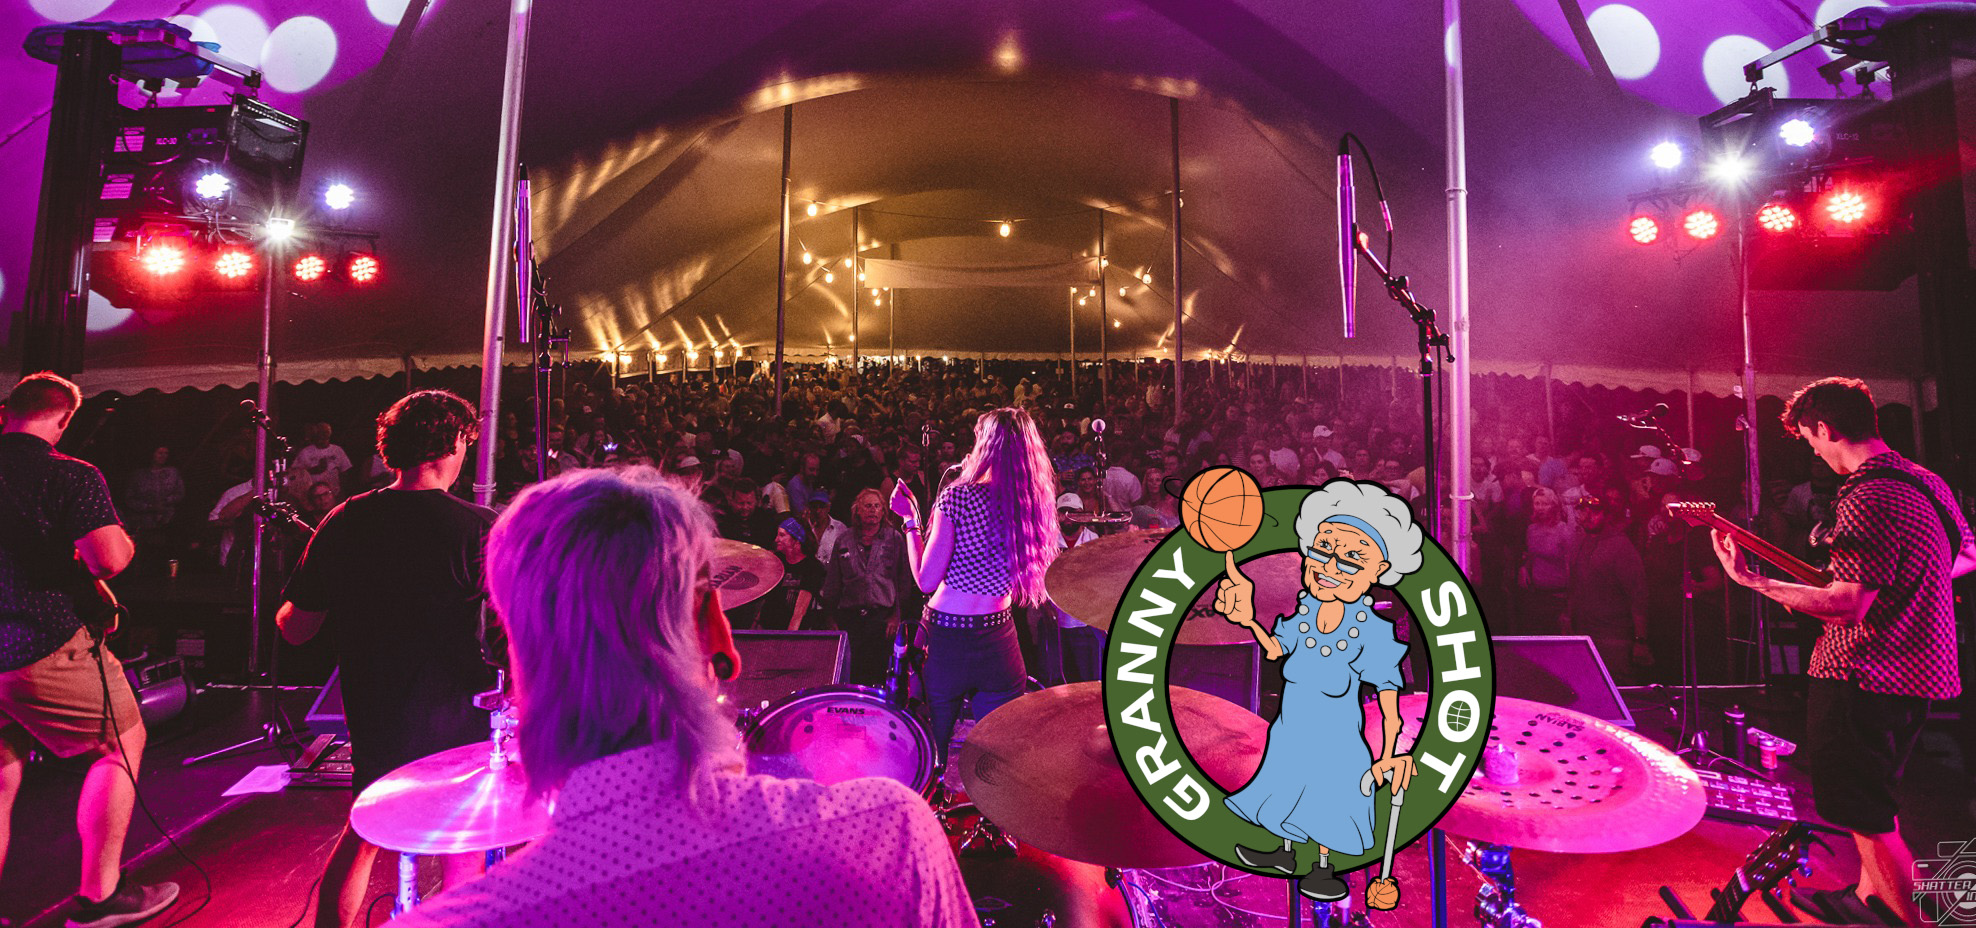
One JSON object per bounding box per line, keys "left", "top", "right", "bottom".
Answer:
{"left": 742, "top": 685, "right": 935, "bottom": 793}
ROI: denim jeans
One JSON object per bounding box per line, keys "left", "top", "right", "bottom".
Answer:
{"left": 924, "top": 614, "right": 1026, "bottom": 766}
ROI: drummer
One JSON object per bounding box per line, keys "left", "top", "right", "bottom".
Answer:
{"left": 389, "top": 468, "right": 975, "bottom": 927}
{"left": 277, "top": 391, "right": 496, "bottom": 928}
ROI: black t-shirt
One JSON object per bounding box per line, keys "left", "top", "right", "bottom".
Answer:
{"left": 0, "top": 433, "right": 121, "bottom": 672}
{"left": 759, "top": 555, "right": 824, "bottom": 630}
{"left": 283, "top": 488, "right": 495, "bottom": 790}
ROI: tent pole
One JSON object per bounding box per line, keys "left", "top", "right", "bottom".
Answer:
{"left": 1736, "top": 219, "right": 1766, "bottom": 683}
{"left": 775, "top": 105, "right": 793, "bottom": 416}
{"left": 1446, "top": 0, "right": 1474, "bottom": 573}
{"left": 1069, "top": 290, "right": 1077, "bottom": 396}
{"left": 1098, "top": 209, "right": 1109, "bottom": 413}
{"left": 472, "top": 0, "right": 532, "bottom": 507}
{"left": 1686, "top": 369, "right": 1698, "bottom": 457}
{"left": 851, "top": 207, "right": 860, "bottom": 373}
{"left": 1543, "top": 364, "right": 1556, "bottom": 444}
{"left": 1170, "top": 97, "right": 1185, "bottom": 430}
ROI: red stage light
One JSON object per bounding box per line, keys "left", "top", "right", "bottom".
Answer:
{"left": 293, "top": 254, "right": 328, "bottom": 282}
{"left": 213, "top": 248, "right": 256, "bottom": 280}
{"left": 1824, "top": 190, "right": 1868, "bottom": 224}
{"left": 347, "top": 253, "right": 380, "bottom": 284}
{"left": 1683, "top": 209, "right": 1721, "bottom": 241}
{"left": 137, "top": 241, "right": 189, "bottom": 277}
{"left": 1628, "top": 216, "right": 1659, "bottom": 245}
{"left": 1756, "top": 203, "right": 1798, "bottom": 233}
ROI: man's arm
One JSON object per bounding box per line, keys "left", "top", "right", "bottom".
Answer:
{"left": 1712, "top": 530, "right": 1876, "bottom": 625}
{"left": 276, "top": 601, "right": 327, "bottom": 645}
{"left": 75, "top": 524, "right": 134, "bottom": 579}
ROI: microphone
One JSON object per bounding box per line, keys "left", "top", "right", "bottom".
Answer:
{"left": 921, "top": 423, "right": 934, "bottom": 448}
{"left": 1617, "top": 403, "right": 1670, "bottom": 426}
{"left": 1338, "top": 135, "right": 1356, "bottom": 339}
{"left": 240, "top": 398, "right": 273, "bottom": 429}
{"left": 1091, "top": 418, "right": 1107, "bottom": 435}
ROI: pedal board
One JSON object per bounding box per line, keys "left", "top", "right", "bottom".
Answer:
{"left": 1697, "top": 768, "right": 1799, "bottom": 826}
{"left": 288, "top": 736, "right": 354, "bottom": 790}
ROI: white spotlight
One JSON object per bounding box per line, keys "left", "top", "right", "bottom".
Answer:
{"left": 264, "top": 217, "right": 296, "bottom": 241}
{"left": 324, "top": 183, "right": 355, "bottom": 210}
{"left": 1778, "top": 119, "right": 1815, "bottom": 147}
{"left": 1648, "top": 142, "right": 1683, "bottom": 170}
{"left": 1709, "top": 155, "right": 1754, "bottom": 184}
{"left": 195, "top": 172, "right": 231, "bottom": 200}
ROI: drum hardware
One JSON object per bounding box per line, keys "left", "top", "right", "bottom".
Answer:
{"left": 741, "top": 684, "right": 935, "bottom": 794}
{"left": 1046, "top": 532, "right": 1292, "bottom": 645}
{"left": 1459, "top": 843, "right": 1540, "bottom": 928}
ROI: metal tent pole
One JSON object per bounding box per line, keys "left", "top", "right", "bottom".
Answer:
{"left": 1169, "top": 98, "right": 1185, "bottom": 429}
{"left": 473, "top": 0, "right": 533, "bottom": 507}
{"left": 1446, "top": 0, "right": 1473, "bottom": 572}
{"left": 775, "top": 106, "right": 793, "bottom": 416}
{"left": 852, "top": 207, "right": 860, "bottom": 372}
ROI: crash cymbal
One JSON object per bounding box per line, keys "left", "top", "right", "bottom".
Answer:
{"left": 351, "top": 741, "right": 550, "bottom": 855}
{"left": 710, "top": 537, "right": 784, "bottom": 609}
{"left": 1047, "top": 532, "right": 1315, "bottom": 645}
{"left": 958, "top": 682, "right": 1269, "bottom": 869}
{"left": 1360, "top": 694, "right": 1705, "bottom": 853}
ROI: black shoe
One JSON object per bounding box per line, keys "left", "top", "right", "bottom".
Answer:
{"left": 1234, "top": 842, "right": 1297, "bottom": 873}
{"left": 65, "top": 879, "right": 179, "bottom": 928}
{"left": 1298, "top": 865, "right": 1350, "bottom": 902}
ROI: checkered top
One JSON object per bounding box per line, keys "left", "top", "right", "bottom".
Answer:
{"left": 1811, "top": 451, "right": 1966, "bottom": 700}
{"left": 936, "top": 482, "right": 1011, "bottom": 597}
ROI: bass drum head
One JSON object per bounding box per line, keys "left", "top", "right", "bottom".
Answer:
{"left": 744, "top": 685, "right": 934, "bottom": 793}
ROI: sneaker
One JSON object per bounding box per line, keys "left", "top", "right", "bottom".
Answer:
{"left": 1233, "top": 842, "right": 1297, "bottom": 873}
{"left": 1297, "top": 865, "right": 1350, "bottom": 902}
{"left": 65, "top": 879, "right": 179, "bottom": 928}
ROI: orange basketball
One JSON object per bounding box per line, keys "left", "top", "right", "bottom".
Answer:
{"left": 1179, "top": 466, "right": 1265, "bottom": 552}
{"left": 1366, "top": 877, "right": 1401, "bottom": 910}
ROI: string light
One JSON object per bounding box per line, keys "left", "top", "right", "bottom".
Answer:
{"left": 842, "top": 257, "right": 853, "bottom": 269}
{"left": 1113, "top": 319, "right": 1122, "bottom": 328}
{"left": 806, "top": 202, "right": 820, "bottom": 217}
{"left": 801, "top": 251, "right": 812, "bottom": 265}
{"left": 824, "top": 271, "right": 835, "bottom": 283}
{"left": 998, "top": 221, "right": 1012, "bottom": 237}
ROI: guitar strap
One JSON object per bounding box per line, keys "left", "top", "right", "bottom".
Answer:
{"left": 1840, "top": 466, "right": 1964, "bottom": 566}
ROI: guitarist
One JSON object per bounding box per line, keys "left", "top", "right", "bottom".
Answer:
{"left": 0, "top": 372, "right": 179, "bottom": 926}
{"left": 1712, "top": 376, "right": 1975, "bottom": 926}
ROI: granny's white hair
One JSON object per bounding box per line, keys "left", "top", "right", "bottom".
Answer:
{"left": 1294, "top": 479, "right": 1425, "bottom": 586}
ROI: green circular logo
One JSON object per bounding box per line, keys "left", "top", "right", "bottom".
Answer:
{"left": 1102, "top": 483, "right": 1494, "bottom": 877}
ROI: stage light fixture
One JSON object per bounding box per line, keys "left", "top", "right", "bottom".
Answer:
{"left": 1649, "top": 142, "right": 1683, "bottom": 169}
{"left": 1628, "top": 215, "right": 1660, "bottom": 245}
{"left": 293, "top": 254, "right": 328, "bottom": 282}
{"left": 1778, "top": 119, "right": 1815, "bottom": 147}
{"left": 137, "top": 240, "right": 189, "bottom": 277}
{"left": 1756, "top": 202, "right": 1799, "bottom": 232}
{"left": 324, "top": 183, "right": 355, "bottom": 210}
{"left": 1708, "top": 156, "right": 1752, "bottom": 185}
{"left": 194, "top": 171, "right": 231, "bottom": 201}
{"left": 213, "top": 248, "right": 256, "bottom": 280}
{"left": 998, "top": 221, "right": 1012, "bottom": 237}
{"left": 347, "top": 253, "right": 381, "bottom": 284}
{"left": 1824, "top": 190, "right": 1868, "bottom": 224}
{"left": 1683, "top": 208, "right": 1720, "bottom": 240}
{"left": 264, "top": 217, "right": 296, "bottom": 241}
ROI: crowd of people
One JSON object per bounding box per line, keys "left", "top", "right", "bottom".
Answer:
{"left": 83, "top": 357, "right": 1905, "bottom": 687}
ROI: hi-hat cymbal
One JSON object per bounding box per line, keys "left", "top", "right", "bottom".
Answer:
{"left": 351, "top": 741, "right": 550, "bottom": 856}
{"left": 711, "top": 537, "right": 784, "bottom": 609}
{"left": 1047, "top": 532, "right": 1313, "bottom": 646}
{"left": 1361, "top": 694, "right": 1705, "bottom": 853}
{"left": 958, "top": 682, "right": 1269, "bottom": 869}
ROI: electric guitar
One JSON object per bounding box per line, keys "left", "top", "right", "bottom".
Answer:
{"left": 1665, "top": 502, "right": 1834, "bottom": 587}
{"left": 75, "top": 555, "right": 125, "bottom": 638}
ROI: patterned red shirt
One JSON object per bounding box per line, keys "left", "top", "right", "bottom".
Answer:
{"left": 1811, "top": 451, "right": 1965, "bottom": 700}
{"left": 388, "top": 743, "right": 976, "bottom": 928}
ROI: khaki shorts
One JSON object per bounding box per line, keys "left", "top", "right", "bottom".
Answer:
{"left": 0, "top": 627, "right": 142, "bottom": 758}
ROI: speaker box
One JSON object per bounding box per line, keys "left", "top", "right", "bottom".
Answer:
{"left": 1492, "top": 635, "right": 1634, "bottom": 728}
{"left": 1171, "top": 643, "right": 1261, "bottom": 715}
{"left": 123, "top": 654, "right": 191, "bottom": 729}
{"left": 722, "top": 630, "right": 848, "bottom": 712}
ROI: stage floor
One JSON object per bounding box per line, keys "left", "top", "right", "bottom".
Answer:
{"left": 4, "top": 685, "right": 1971, "bottom": 927}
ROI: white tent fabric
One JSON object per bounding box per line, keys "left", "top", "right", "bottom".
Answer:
{"left": 861, "top": 256, "right": 1101, "bottom": 289}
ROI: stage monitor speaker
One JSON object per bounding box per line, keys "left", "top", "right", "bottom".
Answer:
{"left": 722, "top": 630, "right": 848, "bottom": 712}
{"left": 306, "top": 667, "right": 347, "bottom": 737}
{"left": 1492, "top": 635, "right": 1634, "bottom": 728}
{"left": 123, "top": 654, "right": 191, "bottom": 729}
{"left": 1171, "top": 643, "right": 1260, "bottom": 715}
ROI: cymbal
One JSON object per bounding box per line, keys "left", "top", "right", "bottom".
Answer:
{"left": 351, "top": 741, "right": 550, "bottom": 855}
{"left": 711, "top": 537, "right": 784, "bottom": 609}
{"left": 1360, "top": 694, "right": 1705, "bottom": 853}
{"left": 1045, "top": 532, "right": 1307, "bottom": 646}
{"left": 958, "top": 682, "right": 1268, "bottom": 869}
{"left": 1064, "top": 512, "right": 1133, "bottom": 525}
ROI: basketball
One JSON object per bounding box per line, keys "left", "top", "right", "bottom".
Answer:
{"left": 1366, "top": 877, "right": 1401, "bottom": 911}
{"left": 1179, "top": 466, "right": 1265, "bottom": 552}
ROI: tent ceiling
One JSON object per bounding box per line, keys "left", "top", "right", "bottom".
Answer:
{"left": 0, "top": 0, "right": 1933, "bottom": 394}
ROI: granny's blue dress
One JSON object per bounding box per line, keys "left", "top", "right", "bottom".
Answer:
{"left": 1223, "top": 593, "right": 1407, "bottom": 854}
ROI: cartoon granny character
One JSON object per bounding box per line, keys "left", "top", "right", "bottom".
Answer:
{"left": 1214, "top": 479, "right": 1422, "bottom": 903}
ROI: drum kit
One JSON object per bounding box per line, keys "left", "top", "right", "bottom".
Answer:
{"left": 349, "top": 531, "right": 1713, "bottom": 927}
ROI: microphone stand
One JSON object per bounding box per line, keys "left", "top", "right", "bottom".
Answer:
{"left": 1351, "top": 230, "right": 1453, "bottom": 518}
{"left": 242, "top": 402, "right": 293, "bottom": 686}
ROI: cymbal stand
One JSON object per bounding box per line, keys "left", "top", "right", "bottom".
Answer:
{"left": 1459, "top": 842, "right": 1541, "bottom": 928}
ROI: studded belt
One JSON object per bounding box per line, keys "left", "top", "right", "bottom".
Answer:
{"left": 924, "top": 606, "right": 1013, "bottom": 629}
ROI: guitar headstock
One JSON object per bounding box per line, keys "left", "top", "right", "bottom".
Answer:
{"left": 1665, "top": 501, "right": 1717, "bottom": 525}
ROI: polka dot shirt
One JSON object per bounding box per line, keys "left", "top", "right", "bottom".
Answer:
{"left": 389, "top": 743, "right": 976, "bottom": 928}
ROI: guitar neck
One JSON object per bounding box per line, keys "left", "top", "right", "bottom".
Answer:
{"left": 1687, "top": 511, "right": 1834, "bottom": 587}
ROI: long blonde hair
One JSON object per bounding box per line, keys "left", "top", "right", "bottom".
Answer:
{"left": 486, "top": 468, "right": 739, "bottom": 799}
{"left": 956, "top": 407, "right": 1058, "bottom": 605}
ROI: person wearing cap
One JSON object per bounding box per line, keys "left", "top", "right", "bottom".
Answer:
{"left": 1563, "top": 492, "right": 1651, "bottom": 682}
{"left": 1036, "top": 493, "right": 1104, "bottom": 686}
{"left": 761, "top": 517, "right": 824, "bottom": 632}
